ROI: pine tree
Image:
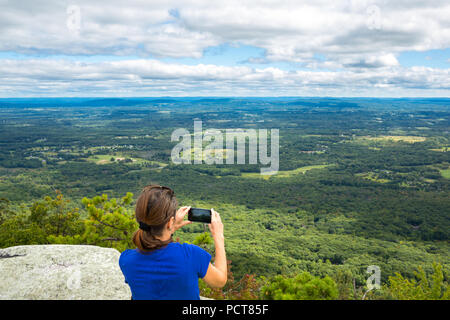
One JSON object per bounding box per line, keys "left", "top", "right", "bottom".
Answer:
{"left": 49, "top": 192, "right": 137, "bottom": 252}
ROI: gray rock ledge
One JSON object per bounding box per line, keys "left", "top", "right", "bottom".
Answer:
{"left": 0, "top": 244, "right": 131, "bottom": 300}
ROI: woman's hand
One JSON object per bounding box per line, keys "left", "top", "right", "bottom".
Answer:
{"left": 208, "top": 208, "right": 224, "bottom": 241}
{"left": 173, "top": 206, "right": 192, "bottom": 232}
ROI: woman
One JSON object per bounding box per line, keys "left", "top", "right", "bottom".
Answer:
{"left": 119, "top": 184, "right": 227, "bottom": 300}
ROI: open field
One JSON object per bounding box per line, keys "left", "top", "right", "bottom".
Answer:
{"left": 440, "top": 168, "right": 450, "bottom": 179}
{"left": 430, "top": 147, "right": 449, "bottom": 152}
{"left": 85, "top": 154, "right": 166, "bottom": 166}
{"left": 353, "top": 135, "right": 427, "bottom": 144}
{"left": 241, "top": 164, "right": 333, "bottom": 180}
{"left": 355, "top": 172, "right": 391, "bottom": 183}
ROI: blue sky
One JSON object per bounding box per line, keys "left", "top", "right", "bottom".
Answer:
{"left": 0, "top": 0, "right": 449, "bottom": 97}
{"left": 398, "top": 49, "right": 450, "bottom": 69}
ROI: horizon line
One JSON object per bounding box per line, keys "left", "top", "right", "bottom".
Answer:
{"left": 1, "top": 96, "right": 449, "bottom": 99}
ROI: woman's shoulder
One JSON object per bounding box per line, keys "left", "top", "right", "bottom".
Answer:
{"left": 120, "top": 248, "right": 135, "bottom": 256}
{"left": 176, "top": 243, "right": 212, "bottom": 276}
{"left": 119, "top": 248, "right": 134, "bottom": 261}
{"left": 175, "top": 242, "right": 201, "bottom": 251}
{"left": 175, "top": 242, "right": 210, "bottom": 258}
{"left": 119, "top": 243, "right": 207, "bottom": 259}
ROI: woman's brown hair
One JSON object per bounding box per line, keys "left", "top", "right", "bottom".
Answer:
{"left": 132, "top": 184, "right": 178, "bottom": 252}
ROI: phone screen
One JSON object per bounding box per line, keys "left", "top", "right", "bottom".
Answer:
{"left": 188, "top": 208, "right": 212, "bottom": 223}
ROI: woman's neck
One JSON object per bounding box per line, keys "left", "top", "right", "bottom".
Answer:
{"left": 155, "top": 229, "right": 172, "bottom": 242}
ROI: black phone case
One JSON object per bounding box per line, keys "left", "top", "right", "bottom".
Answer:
{"left": 188, "top": 208, "right": 212, "bottom": 223}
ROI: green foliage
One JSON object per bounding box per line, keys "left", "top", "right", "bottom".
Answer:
{"left": 54, "top": 192, "right": 137, "bottom": 252}
{"left": 384, "top": 263, "right": 450, "bottom": 300}
{"left": 0, "top": 99, "right": 449, "bottom": 300}
{"left": 192, "top": 232, "right": 213, "bottom": 249}
{"left": 1, "top": 191, "right": 449, "bottom": 300}
{"left": 261, "top": 272, "right": 339, "bottom": 300}
{"left": 0, "top": 191, "right": 83, "bottom": 247}
{"left": 0, "top": 198, "right": 13, "bottom": 224}
{"left": 0, "top": 216, "right": 47, "bottom": 247}
{"left": 0, "top": 191, "right": 137, "bottom": 252}
{"left": 331, "top": 268, "right": 357, "bottom": 300}
{"left": 199, "top": 259, "right": 263, "bottom": 300}
{"left": 30, "top": 191, "right": 83, "bottom": 238}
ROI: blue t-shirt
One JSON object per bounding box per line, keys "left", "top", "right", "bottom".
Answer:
{"left": 119, "top": 242, "right": 211, "bottom": 300}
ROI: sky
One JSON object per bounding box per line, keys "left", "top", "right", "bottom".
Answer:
{"left": 0, "top": 0, "right": 449, "bottom": 97}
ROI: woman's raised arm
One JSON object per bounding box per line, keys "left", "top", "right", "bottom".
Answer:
{"left": 202, "top": 209, "right": 227, "bottom": 288}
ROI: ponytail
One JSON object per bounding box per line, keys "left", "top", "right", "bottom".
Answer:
{"left": 132, "top": 228, "right": 173, "bottom": 252}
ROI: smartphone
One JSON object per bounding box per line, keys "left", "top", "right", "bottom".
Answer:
{"left": 188, "top": 208, "right": 212, "bottom": 224}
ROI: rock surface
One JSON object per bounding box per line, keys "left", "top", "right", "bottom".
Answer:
{"left": 0, "top": 244, "right": 131, "bottom": 300}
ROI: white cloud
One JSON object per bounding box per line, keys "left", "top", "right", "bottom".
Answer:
{"left": 0, "top": 0, "right": 449, "bottom": 96}
{"left": 1, "top": 0, "right": 449, "bottom": 64}
{"left": 0, "top": 58, "right": 448, "bottom": 97}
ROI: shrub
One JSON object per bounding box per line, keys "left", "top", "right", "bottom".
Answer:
{"left": 261, "top": 272, "right": 339, "bottom": 300}
{"left": 384, "top": 263, "right": 449, "bottom": 300}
